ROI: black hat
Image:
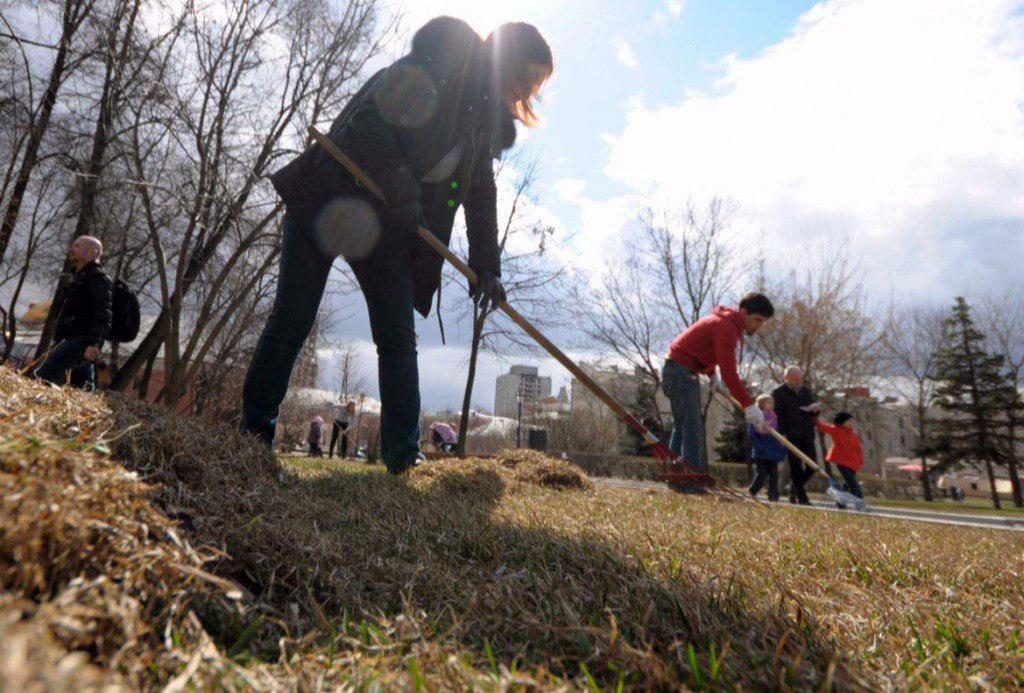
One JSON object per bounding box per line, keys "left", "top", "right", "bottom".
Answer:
{"left": 833, "top": 411, "right": 854, "bottom": 425}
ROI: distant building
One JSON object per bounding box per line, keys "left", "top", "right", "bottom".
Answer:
{"left": 535, "top": 385, "right": 571, "bottom": 419}
{"left": 494, "top": 365, "right": 552, "bottom": 418}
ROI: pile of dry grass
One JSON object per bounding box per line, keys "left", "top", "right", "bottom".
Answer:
{"left": 492, "top": 448, "right": 594, "bottom": 491}
{"left": 0, "top": 370, "right": 238, "bottom": 688}
{"left": 3, "top": 368, "right": 1023, "bottom": 689}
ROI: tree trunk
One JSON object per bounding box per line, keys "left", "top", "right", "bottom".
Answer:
{"left": 113, "top": 310, "right": 167, "bottom": 391}
{"left": 1007, "top": 454, "right": 1023, "bottom": 508}
{"left": 984, "top": 458, "right": 1002, "bottom": 510}
{"left": 0, "top": 3, "right": 80, "bottom": 265}
{"left": 918, "top": 407, "right": 933, "bottom": 501}
{"left": 136, "top": 345, "right": 158, "bottom": 399}
{"left": 456, "top": 309, "right": 484, "bottom": 458}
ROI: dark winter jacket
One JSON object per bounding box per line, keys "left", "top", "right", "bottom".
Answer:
{"left": 772, "top": 384, "right": 817, "bottom": 445}
{"left": 270, "top": 16, "right": 515, "bottom": 317}
{"left": 54, "top": 260, "right": 113, "bottom": 347}
{"left": 749, "top": 410, "right": 786, "bottom": 462}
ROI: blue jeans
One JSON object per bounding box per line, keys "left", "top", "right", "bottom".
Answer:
{"left": 241, "top": 214, "right": 421, "bottom": 473}
{"left": 661, "top": 359, "right": 705, "bottom": 470}
{"left": 35, "top": 337, "right": 95, "bottom": 390}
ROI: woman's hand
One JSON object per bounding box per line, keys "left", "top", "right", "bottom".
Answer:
{"left": 472, "top": 270, "right": 506, "bottom": 312}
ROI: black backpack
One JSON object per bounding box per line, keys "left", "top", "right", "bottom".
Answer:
{"left": 109, "top": 278, "right": 141, "bottom": 342}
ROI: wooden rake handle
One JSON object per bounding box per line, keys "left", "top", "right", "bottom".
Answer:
{"left": 308, "top": 127, "right": 651, "bottom": 443}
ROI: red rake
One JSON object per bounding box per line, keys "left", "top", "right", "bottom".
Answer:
{"left": 309, "top": 127, "right": 747, "bottom": 501}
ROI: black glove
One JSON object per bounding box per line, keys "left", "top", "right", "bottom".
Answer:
{"left": 382, "top": 199, "right": 423, "bottom": 238}
{"left": 472, "top": 269, "right": 506, "bottom": 312}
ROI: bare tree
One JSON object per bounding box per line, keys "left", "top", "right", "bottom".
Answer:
{"left": 0, "top": 172, "right": 63, "bottom": 361}
{"left": 749, "top": 242, "right": 884, "bottom": 475}
{"left": 579, "top": 197, "right": 742, "bottom": 463}
{"left": 332, "top": 339, "right": 368, "bottom": 402}
{"left": 583, "top": 198, "right": 741, "bottom": 396}
{"left": 881, "top": 302, "right": 946, "bottom": 501}
{"left": 34, "top": 0, "right": 171, "bottom": 352}
{"left": 448, "top": 161, "right": 572, "bottom": 457}
{"left": 103, "top": 0, "right": 388, "bottom": 405}
{"left": 0, "top": 0, "right": 96, "bottom": 264}
{"left": 752, "top": 242, "right": 883, "bottom": 391}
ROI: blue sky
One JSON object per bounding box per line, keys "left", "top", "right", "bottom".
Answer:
{"left": 389, "top": 0, "right": 821, "bottom": 232}
{"left": 314, "top": 0, "right": 1024, "bottom": 412}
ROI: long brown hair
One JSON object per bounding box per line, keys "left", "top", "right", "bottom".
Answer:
{"left": 485, "top": 23, "right": 553, "bottom": 126}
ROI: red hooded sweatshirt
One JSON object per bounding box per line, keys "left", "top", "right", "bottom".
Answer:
{"left": 668, "top": 306, "right": 753, "bottom": 408}
{"left": 814, "top": 420, "right": 864, "bottom": 472}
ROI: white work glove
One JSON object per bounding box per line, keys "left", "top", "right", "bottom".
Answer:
{"left": 707, "top": 373, "right": 719, "bottom": 393}
{"left": 744, "top": 404, "right": 765, "bottom": 430}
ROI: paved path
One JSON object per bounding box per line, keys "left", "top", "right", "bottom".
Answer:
{"left": 595, "top": 477, "right": 1024, "bottom": 532}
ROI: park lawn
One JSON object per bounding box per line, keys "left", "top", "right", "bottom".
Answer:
{"left": 2, "top": 369, "right": 1023, "bottom": 690}
{"left": 866, "top": 495, "right": 1024, "bottom": 516}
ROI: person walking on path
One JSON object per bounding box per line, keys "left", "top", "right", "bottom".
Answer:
{"left": 771, "top": 365, "right": 820, "bottom": 505}
{"left": 240, "top": 17, "right": 553, "bottom": 475}
{"left": 329, "top": 401, "right": 357, "bottom": 459}
{"left": 308, "top": 416, "right": 324, "bottom": 458}
{"left": 661, "top": 293, "right": 775, "bottom": 489}
{"left": 814, "top": 411, "right": 865, "bottom": 505}
{"left": 35, "top": 236, "right": 112, "bottom": 390}
{"left": 748, "top": 394, "right": 786, "bottom": 501}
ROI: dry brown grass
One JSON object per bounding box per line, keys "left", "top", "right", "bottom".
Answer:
{"left": 2, "top": 368, "right": 1023, "bottom": 690}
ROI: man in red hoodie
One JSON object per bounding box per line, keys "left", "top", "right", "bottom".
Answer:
{"left": 661, "top": 293, "right": 774, "bottom": 486}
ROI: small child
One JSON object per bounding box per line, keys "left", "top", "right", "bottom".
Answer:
{"left": 814, "top": 411, "right": 864, "bottom": 502}
{"left": 748, "top": 394, "right": 786, "bottom": 501}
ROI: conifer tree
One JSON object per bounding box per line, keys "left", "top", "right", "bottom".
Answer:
{"left": 714, "top": 408, "right": 748, "bottom": 464}
{"left": 931, "top": 297, "right": 1021, "bottom": 509}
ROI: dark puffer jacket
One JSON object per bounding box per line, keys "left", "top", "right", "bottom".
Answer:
{"left": 54, "top": 260, "right": 113, "bottom": 347}
{"left": 271, "top": 16, "right": 515, "bottom": 317}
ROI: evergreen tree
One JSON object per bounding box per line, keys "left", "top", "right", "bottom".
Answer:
{"left": 714, "top": 407, "right": 748, "bottom": 466}
{"left": 931, "top": 297, "right": 1021, "bottom": 509}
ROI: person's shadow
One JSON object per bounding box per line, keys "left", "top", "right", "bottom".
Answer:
{"left": 105, "top": 397, "right": 856, "bottom": 688}
{"left": 219, "top": 460, "right": 857, "bottom": 688}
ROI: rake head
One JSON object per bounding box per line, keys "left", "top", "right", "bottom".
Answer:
{"left": 624, "top": 415, "right": 749, "bottom": 501}
{"left": 650, "top": 441, "right": 753, "bottom": 501}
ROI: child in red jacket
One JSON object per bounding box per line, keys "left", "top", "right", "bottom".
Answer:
{"left": 814, "top": 411, "right": 864, "bottom": 502}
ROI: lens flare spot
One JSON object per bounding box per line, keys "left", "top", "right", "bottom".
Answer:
{"left": 312, "top": 197, "right": 381, "bottom": 260}
{"left": 373, "top": 63, "right": 438, "bottom": 128}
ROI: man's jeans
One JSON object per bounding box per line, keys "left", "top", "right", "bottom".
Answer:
{"left": 35, "top": 337, "right": 95, "bottom": 390}
{"left": 661, "top": 359, "right": 705, "bottom": 470}
{"left": 241, "top": 214, "right": 421, "bottom": 473}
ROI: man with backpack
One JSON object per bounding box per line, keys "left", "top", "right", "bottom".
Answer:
{"left": 35, "top": 236, "right": 113, "bottom": 390}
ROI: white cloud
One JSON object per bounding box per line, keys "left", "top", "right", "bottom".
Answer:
{"left": 552, "top": 176, "right": 586, "bottom": 201}
{"left": 614, "top": 37, "right": 639, "bottom": 68}
{"left": 652, "top": 0, "right": 684, "bottom": 28}
{"left": 601, "top": 0, "right": 1024, "bottom": 298}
